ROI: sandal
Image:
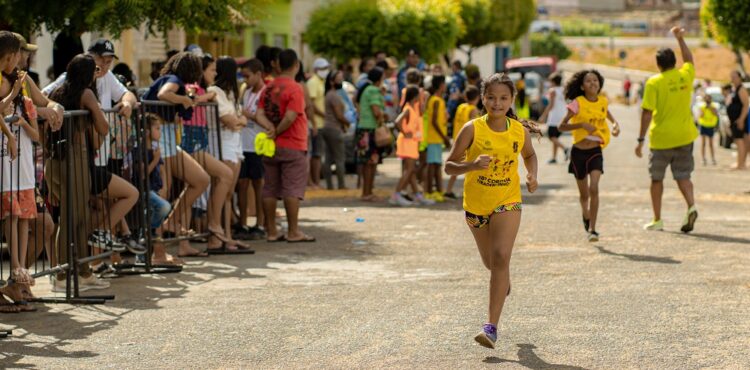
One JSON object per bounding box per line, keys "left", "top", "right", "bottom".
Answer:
{"left": 208, "top": 227, "right": 231, "bottom": 243}
{"left": 178, "top": 249, "right": 209, "bottom": 258}
{"left": 287, "top": 234, "right": 316, "bottom": 243}
{"left": 267, "top": 235, "right": 287, "bottom": 243}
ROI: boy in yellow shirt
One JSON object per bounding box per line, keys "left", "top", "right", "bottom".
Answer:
{"left": 424, "top": 75, "right": 449, "bottom": 202}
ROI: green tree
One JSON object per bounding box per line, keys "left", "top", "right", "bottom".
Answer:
{"left": 701, "top": 0, "right": 750, "bottom": 73}
{"left": 456, "top": 0, "right": 537, "bottom": 62}
{"left": 0, "top": 0, "right": 265, "bottom": 36}
{"left": 304, "top": 0, "right": 459, "bottom": 63}
{"left": 529, "top": 33, "right": 571, "bottom": 60}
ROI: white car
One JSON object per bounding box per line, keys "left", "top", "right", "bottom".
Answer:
{"left": 530, "top": 20, "right": 562, "bottom": 34}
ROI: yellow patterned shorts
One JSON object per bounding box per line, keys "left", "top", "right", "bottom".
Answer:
{"left": 465, "top": 202, "right": 522, "bottom": 229}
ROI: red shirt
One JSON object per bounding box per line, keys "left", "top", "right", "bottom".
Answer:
{"left": 259, "top": 76, "right": 308, "bottom": 151}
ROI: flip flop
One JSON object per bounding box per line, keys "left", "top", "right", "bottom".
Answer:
{"left": 267, "top": 235, "right": 287, "bottom": 243}
{"left": 178, "top": 249, "right": 209, "bottom": 258}
{"left": 208, "top": 228, "right": 232, "bottom": 243}
{"left": 287, "top": 235, "right": 316, "bottom": 243}
{"left": 208, "top": 242, "right": 255, "bottom": 255}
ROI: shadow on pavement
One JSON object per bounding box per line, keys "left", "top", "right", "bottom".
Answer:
{"left": 669, "top": 232, "right": 750, "bottom": 245}
{"left": 0, "top": 222, "right": 377, "bottom": 367}
{"left": 594, "top": 246, "right": 681, "bottom": 264}
{"left": 483, "top": 343, "right": 589, "bottom": 369}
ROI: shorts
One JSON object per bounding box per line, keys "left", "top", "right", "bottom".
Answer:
{"left": 159, "top": 123, "right": 180, "bottom": 158}
{"left": 148, "top": 190, "right": 171, "bottom": 229}
{"left": 426, "top": 144, "right": 443, "bottom": 165}
{"left": 548, "top": 126, "right": 562, "bottom": 138}
{"left": 1, "top": 189, "right": 38, "bottom": 219}
{"left": 90, "top": 166, "right": 113, "bottom": 195}
{"left": 699, "top": 126, "right": 715, "bottom": 137}
{"left": 182, "top": 125, "right": 209, "bottom": 154}
{"left": 568, "top": 146, "right": 603, "bottom": 180}
{"left": 210, "top": 129, "right": 243, "bottom": 163}
{"left": 730, "top": 121, "right": 745, "bottom": 139}
{"left": 309, "top": 129, "right": 324, "bottom": 158}
{"left": 240, "top": 152, "right": 265, "bottom": 180}
{"left": 465, "top": 202, "right": 522, "bottom": 229}
{"left": 355, "top": 128, "right": 384, "bottom": 165}
{"left": 262, "top": 147, "right": 308, "bottom": 200}
{"left": 107, "top": 158, "right": 124, "bottom": 178}
{"left": 649, "top": 143, "right": 694, "bottom": 181}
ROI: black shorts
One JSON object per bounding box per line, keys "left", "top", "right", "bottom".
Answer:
{"left": 730, "top": 121, "right": 745, "bottom": 139}
{"left": 107, "top": 158, "right": 124, "bottom": 178}
{"left": 239, "top": 152, "right": 264, "bottom": 180}
{"left": 548, "top": 126, "right": 562, "bottom": 138}
{"left": 568, "top": 146, "right": 603, "bottom": 180}
{"left": 90, "top": 166, "right": 113, "bottom": 195}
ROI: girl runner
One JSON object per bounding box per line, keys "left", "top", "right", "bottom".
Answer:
{"left": 390, "top": 86, "right": 424, "bottom": 206}
{"left": 446, "top": 73, "right": 539, "bottom": 349}
{"left": 558, "top": 70, "right": 621, "bottom": 242}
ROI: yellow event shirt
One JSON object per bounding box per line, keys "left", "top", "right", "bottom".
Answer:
{"left": 425, "top": 95, "right": 447, "bottom": 145}
{"left": 306, "top": 74, "right": 325, "bottom": 129}
{"left": 453, "top": 102, "right": 476, "bottom": 140}
{"left": 463, "top": 115, "right": 525, "bottom": 216}
{"left": 698, "top": 102, "right": 719, "bottom": 128}
{"left": 641, "top": 62, "right": 699, "bottom": 149}
{"left": 568, "top": 95, "right": 611, "bottom": 148}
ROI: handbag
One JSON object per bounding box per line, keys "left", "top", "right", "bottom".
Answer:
{"left": 374, "top": 125, "right": 393, "bottom": 148}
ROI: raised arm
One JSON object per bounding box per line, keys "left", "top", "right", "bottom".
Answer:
{"left": 671, "top": 26, "right": 693, "bottom": 66}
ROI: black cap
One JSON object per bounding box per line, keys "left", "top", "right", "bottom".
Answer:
{"left": 88, "top": 39, "right": 118, "bottom": 59}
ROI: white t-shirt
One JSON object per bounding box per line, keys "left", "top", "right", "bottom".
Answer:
{"left": 207, "top": 86, "right": 242, "bottom": 162}
{"left": 546, "top": 86, "right": 566, "bottom": 127}
{"left": 240, "top": 86, "right": 265, "bottom": 153}
{"left": 44, "top": 70, "right": 129, "bottom": 166}
{"left": 1, "top": 107, "right": 35, "bottom": 191}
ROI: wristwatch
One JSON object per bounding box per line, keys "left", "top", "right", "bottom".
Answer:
{"left": 637, "top": 137, "right": 645, "bottom": 143}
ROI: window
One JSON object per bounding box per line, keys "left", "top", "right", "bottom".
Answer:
{"left": 253, "top": 32, "right": 266, "bottom": 50}
{"left": 273, "top": 34, "right": 287, "bottom": 48}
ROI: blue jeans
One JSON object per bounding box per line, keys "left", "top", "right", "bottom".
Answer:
{"left": 148, "top": 191, "right": 171, "bottom": 229}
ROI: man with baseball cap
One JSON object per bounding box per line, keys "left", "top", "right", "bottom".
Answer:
{"left": 13, "top": 33, "right": 40, "bottom": 85}
{"left": 44, "top": 38, "right": 136, "bottom": 119}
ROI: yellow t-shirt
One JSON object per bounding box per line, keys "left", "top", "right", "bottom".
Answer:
{"left": 569, "top": 95, "right": 611, "bottom": 149}
{"left": 425, "top": 95, "right": 447, "bottom": 145}
{"left": 642, "top": 62, "right": 699, "bottom": 149}
{"left": 463, "top": 115, "right": 525, "bottom": 216}
{"left": 453, "top": 102, "right": 476, "bottom": 140}
{"left": 698, "top": 102, "right": 719, "bottom": 128}
{"left": 306, "top": 75, "right": 325, "bottom": 129}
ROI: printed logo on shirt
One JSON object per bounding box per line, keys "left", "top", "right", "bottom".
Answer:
{"left": 513, "top": 141, "right": 518, "bottom": 153}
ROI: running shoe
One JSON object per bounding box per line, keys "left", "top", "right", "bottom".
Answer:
{"left": 118, "top": 234, "right": 148, "bottom": 255}
{"left": 643, "top": 219, "right": 664, "bottom": 231}
{"left": 547, "top": 158, "right": 557, "bottom": 164}
{"left": 681, "top": 206, "right": 698, "bottom": 234}
{"left": 414, "top": 192, "right": 436, "bottom": 205}
{"left": 51, "top": 276, "right": 92, "bottom": 293}
{"left": 443, "top": 192, "right": 457, "bottom": 200}
{"left": 389, "top": 192, "right": 414, "bottom": 207}
{"left": 88, "top": 230, "right": 124, "bottom": 252}
{"left": 431, "top": 191, "right": 445, "bottom": 203}
{"left": 588, "top": 231, "right": 600, "bottom": 242}
{"left": 79, "top": 274, "right": 111, "bottom": 290}
{"left": 474, "top": 323, "right": 497, "bottom": 349}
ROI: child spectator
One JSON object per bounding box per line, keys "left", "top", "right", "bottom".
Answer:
{"left": 697, "top": 93, "right": 719, "bottom": 166}
{"left": 238, "top": 58, "right": 271, "bottom": 239}
{"left": 445, "top": 85, "right": 480, "bottom": 199}
{"left": 424, "top": 75, "right": 449, "bottom": 202}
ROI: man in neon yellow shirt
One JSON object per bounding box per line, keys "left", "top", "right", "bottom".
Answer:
{"left": 636, "top": 26, "right": 698, "bottom": 233}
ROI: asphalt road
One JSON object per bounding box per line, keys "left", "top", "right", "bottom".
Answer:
{"left": 1, "top": 103, "right": 749, "bottom": 369}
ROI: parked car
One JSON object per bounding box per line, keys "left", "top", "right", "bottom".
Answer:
{"left": 530, "top": 20, "right": 562, "bottom": 34}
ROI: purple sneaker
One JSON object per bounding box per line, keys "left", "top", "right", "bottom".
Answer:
{"left": 474, "top": 323, "right": 497, "bottom": 349}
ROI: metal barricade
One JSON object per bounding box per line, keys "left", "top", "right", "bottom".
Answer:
{"left": 0, "top": 111, "right": 115, "bottom": 305}
{"left": 136, "top": 100, "right": 223, "bottom": 248}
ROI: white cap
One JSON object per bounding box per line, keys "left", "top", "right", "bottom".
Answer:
{"left": 313, "top": 58, "right": 330, "bottom": 70}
